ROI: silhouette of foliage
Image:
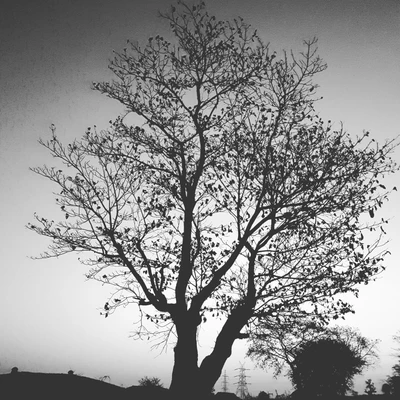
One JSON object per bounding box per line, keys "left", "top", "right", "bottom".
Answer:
{"left": 28, "top": 1, "right": 398, "bottom": 397}
{"left": 381, "top": 382, "right": 391, "bottom": 395}
{"left": 256, "top": 391, "right": 271, "bottom": 400}
{"left": 289, "top": 337, "right": 367, "bottom": 397}
{"left": 138, "top": 376, "right": 164, "bottom": 388}
{"left": 248, "top": 322, "right": 379, "bottom": 377}
{"left": 383, "top": 331, "right": 400, "bottom": 396}
{"left": 364, "top": 379, "right": 376, "bottom": 396}
{"left": 385, "top": 375, "right": 400, "bottom": 396}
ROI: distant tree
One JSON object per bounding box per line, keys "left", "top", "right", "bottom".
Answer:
{"left": 384, "top": 361, "right": 400, "bottom": 395}
{"left": 393, "top": 330, "right": 400, "bottom": 376}
{"left": 138, "top": 376, "right": 164, "bottom": 388}
{"left": 256, "top": 391, "right": 271, "bottom": 399}
{"left": 248, "top": 323, "right": 379, "bottom": 377}
{"left": 27, "top": 1, "right": 398, "bottom": 398}
{"left": 364, "top": 379, "right": 376, "bottom": 396}
{"left": 289, "top": 338, "right": 366, "bottom": 397}
{"left": 385, "top": 376, "right": 400, "bottom": 396}
{"left": 381, "top": 382, "right": 391, "bottom": 395}
{"left": 384, "top": 331, "right": 400, "bottom": 396}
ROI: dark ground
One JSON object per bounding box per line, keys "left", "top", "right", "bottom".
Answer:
{"left": 0, "top": 371, "right": 393, "bottom": 400}
{"left": 0, "top": 371, "right": 169, "bottom": 400}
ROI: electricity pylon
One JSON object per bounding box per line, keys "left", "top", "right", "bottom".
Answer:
{"left": 234, "top": 363, "right": 250, "bottom": 399}
{"left": 221, "top": 370, "right": 229, "bottom": 392}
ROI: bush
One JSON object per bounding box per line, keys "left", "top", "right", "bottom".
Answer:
{"left": 138, "top": 376, "right": 164, "bottom": 388}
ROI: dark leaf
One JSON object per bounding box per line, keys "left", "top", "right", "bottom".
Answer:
{"left": 369, "top": 209, "right": 374, "bottom": 218}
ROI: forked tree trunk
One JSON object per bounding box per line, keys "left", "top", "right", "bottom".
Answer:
{"left": 169, "top": 303, "right": 254, "bottom": 399}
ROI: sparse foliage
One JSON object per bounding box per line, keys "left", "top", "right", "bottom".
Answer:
{"left": 28, "top": 1, "right": 398, "bottom": 397}
{"left": 138, "top": 376, "right": 164, "bottom": 388}
{"left": 383, "top": 331, "right": 400, "bottom": 396}
{"left": 289, "top": 337, "right": 367, "bottom": 397}
{"left": 364, "top": 379, "right": 376, "bottom": 396}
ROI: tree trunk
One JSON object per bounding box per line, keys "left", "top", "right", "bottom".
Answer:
{"left": 169, "top": 302, "right": 255, "bottom": 398}
{"left": 198, "top": 303, "right": 254, "bottom": 393}
{"left": 169, "top": 312, "right": 202, "bottom": 398}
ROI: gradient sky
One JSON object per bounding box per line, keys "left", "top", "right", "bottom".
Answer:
{"left": 0, "top": 0, "right": 399, "bottom": 395}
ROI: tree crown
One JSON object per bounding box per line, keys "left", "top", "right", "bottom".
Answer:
{"left": 28, "top": 1, "right": 398, "bottom": 350}
{"left": 290, "top": 337, "right": 366, "bottom": 396}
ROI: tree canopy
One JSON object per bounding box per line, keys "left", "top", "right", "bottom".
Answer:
{"left": 248, "top": 323, "right": 379, "bottom": 377}
{"left": 289, "top": 337, "right": 366, "bottom": 397}
{"left": 28, "top": 1, "right": 398, "bottom": 397}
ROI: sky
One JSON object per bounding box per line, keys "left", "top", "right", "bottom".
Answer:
{"left": 0, "top": 0, "right": 399, "bottom": 395}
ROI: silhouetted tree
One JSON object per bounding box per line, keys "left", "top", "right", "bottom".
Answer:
{"left": 364, "top": 379, "right": 376, "bottom": 396}
{"left": 385, "top": 375, "right": 400, "bottom": 396}
{"left": 256, "top": 391, "right": 271, "bottom": 400}
{"left": 27, "top": 1, "right": 398, "bottom": 398}
{"left": 289, "top": 338, "right": 366, "bottom": 397}
{"left": 393, "top": 330, "right": 400, "bottom": 376}
{"left": 248, "top": 322, "right": 379, "bottom": 377}
{"left": 384, "top": 332, "right": 400, "bottom": 396}
{"left": 381, "top": 382, "right": 391, "bottom": 395}
{"left": 138, "top": 376, "right": 164, "bottom": 388}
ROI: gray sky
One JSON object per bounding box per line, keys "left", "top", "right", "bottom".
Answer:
{"left": 1, "top": 0, "right": 399, "bottom": 395}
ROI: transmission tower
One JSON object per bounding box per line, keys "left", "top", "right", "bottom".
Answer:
{"left": 234, "top": 363, "right": 250, "bottom": 399}
{"left": 221, "top": 370, "right": 229, "bottom": 392}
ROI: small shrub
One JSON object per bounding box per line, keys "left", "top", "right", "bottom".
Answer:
{"left": 382, "top": 382, "right": 391, "bottom": 395}
{"left": 364, "top": 378, "right": 376, "bottom": 395}
{"left": 257, "top": 391, "right": 271, "bottom": 400}
{"left": 138, "top": 376, "right": 164, "bottom": 388}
